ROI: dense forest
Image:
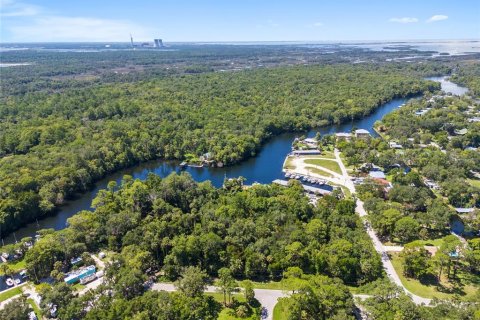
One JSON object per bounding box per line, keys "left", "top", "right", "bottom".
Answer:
{"left": 19, "top": 173, "right": 380, "bottom": 319}
{"left": 0, "top": 62, "right": 442, "bottom": 235}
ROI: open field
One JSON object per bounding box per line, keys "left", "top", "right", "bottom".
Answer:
{"left": 0, "top": 286, "right": 22, "bottom": 302}
{"left": 304, "top": 166, "right": 334, "bottom": 178}
{"left": 304, "top": 158, "right": 342, "bottom": 175}
{"left": 283, "top": 157, "right": 296, "bottom": 170}
{"left": 390, "top": 253, "right": 479, "bottom": 300}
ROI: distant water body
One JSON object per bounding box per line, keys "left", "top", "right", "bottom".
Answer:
{"left": 1, "top": 77, "right": 468, "bottom": 245}
{"left": 1, "top": 40, "right": 479, "bottom": 55}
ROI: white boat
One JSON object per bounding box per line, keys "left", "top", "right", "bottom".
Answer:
{"left": 285, "top": 172, "right": 291, "bottom": 178}
{"left": 5, "top": 278, "right": 14, "bottom": 286}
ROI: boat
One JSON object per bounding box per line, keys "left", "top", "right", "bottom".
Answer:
{"left": 285, "top": 172, "right": 291, "bottom": 178}
{"left": 187, "top": 163, "right": 204, "bottom": 168}
{"left": 5, "top": 278, "right": 14, "bottom": 287}
{"left": 179, "top": 161, "right": 187, "bottom": 169}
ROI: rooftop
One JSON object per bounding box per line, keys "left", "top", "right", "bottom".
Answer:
{"left": 355, "top": 129, "right": 370, "bottom": 134}
{"left": 369, "top": 171, "right": 386, "bottom": 179}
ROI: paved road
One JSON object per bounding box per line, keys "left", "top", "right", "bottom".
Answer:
{"left": 334, "top": 149, "right": 432, "bottom": 305}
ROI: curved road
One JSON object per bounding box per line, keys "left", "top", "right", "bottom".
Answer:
{"left": 334, "top": 149, "right": 431, "bottom": 305}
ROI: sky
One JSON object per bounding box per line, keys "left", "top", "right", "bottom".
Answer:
{"left": 1, "top": 0, "right": 479, "bottom": 42}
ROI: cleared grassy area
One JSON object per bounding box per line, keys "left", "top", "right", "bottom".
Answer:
{"left": 318, "top": 151, "right": 336, "bottom": 159}
{"left": 218, "top": 308, "right": 258, "bottom": 320}
{"left": 283, "top": 157, "right": 296, "bottom": 170}
{"left": 273, "top": 299, "right": 288, "bottom": 320}
{"left": 206, "top": 292, "right": 245, "bottom": 304}
{"left": 0, "top": 286, "right": 22, "bottom": 302}
{"left": 0, "top": 259, "right": 26, "bottom": 275}
{"left": 390, "top": 253, "right": 479, "bottom": 300}
{"left": 28, "top": 298, "right": 43, "bottom": 319}
{"left": 304, "top": 158, "right": 342, "bottom": 175}
{"left": 73, "top": 283, "right": 86, "bottom": 291}
{"left": 206, "top": 292, "right": 259, "bottom": 320}
{"left": 238, "top": 280, "right": 296, "bottom": 291}
{"left": 305, "top": 166, "right": 334, "bottom": 178}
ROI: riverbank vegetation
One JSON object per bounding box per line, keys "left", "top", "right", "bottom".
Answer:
{"left": 0, "top": 62, "right": 442, "bottom": 236}
{"left": 332, "top": 85, "right": 480, "bottom": 301}
{"left": 334, "top": 93, "right": 480, "bottom": 243}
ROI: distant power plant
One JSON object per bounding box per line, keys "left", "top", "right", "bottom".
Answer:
{"left": 154, "top": 39, "right": 164, "bottom": 48}
{"left": 129, "top": 35, "right": 165, "bottom": 49}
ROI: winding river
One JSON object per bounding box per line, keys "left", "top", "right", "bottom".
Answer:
{"left": 2, "top": 77, "right": 468, "bottom": 245}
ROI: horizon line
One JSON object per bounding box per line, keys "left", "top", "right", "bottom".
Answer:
{"left": 1, "top": 38, "right": 479, "bottom": 45}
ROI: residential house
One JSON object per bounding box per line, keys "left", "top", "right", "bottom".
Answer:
{"left": 355, "top": 129, "right": 370, "bottom": 139}
{"left": 335, "top": 132, "right": 352, "bottom": 141}
{"left": 389, "top": 141, "right": 403, "bottom": 149}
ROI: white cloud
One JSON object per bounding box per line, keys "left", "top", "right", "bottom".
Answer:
{"left": 313, "top": 22, "right": 323, "bottom": 27}
{"left": 0, "top": 0, "right": 40, "bottom": 17}
{"left": 9, "top": 16, "right": 155, "bottom": 42}
{"left": 389, "top": 17, "right": 418, "bottom": 24}
{"left": 427, "top": 15, "right": 448, "bottom": 23}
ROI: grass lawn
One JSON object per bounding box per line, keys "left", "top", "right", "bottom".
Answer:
{"left": 318, "top": 151, "right": 336, "bottom": 159}
{"left": 0, "top": 259, "right": 26, "bottom": 275}
{"left": 390, "top": 253, "right": 479, "bottom": 300}
{"left": 206, "top": 292, "right": 246, "bottom": 304}
{"left": 207, "top": 292, "right": 259, "bottom": 320}
{"left": 238, "top": 280, "right": 294, "bottom": 291}
{"left": 0, "top": 286, "right": 22, "bottom": 302}
{"left": 283, "top": 157, "right": 296, "bottom": 170}
{"left": 28, "top": 298, "right": 43, "bottom": 318}
{"left": 273, "top": 298, "right": 288, "bottom": 320}
{"left": 305, "top": 166, "right": 333, "bottom": 178}
{"left": 304, "top": 158, "right": 342, "bottom": 175}
{"left": 73, "top": 283, "right": 86, "bottom": 291}
{"left": 467, "top": 179, "right": 480, "bottom": 188}
{"left": 217, "top": 308, "right": 258, "bottom": 320}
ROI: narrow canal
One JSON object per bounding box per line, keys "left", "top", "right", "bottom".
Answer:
{"left": 2, "top": 77, "right": 468, "bottom": 245}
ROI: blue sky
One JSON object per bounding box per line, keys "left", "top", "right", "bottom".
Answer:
{"left": 1, "top": 0, "right": 479, "bottom": 42}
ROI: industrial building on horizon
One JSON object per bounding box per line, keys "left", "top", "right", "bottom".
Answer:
{"left": 129, "top": 35, "right": 165, "bottom": 49}
{"left": 154, "top": 39, "right": 164, "bottom": 48}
